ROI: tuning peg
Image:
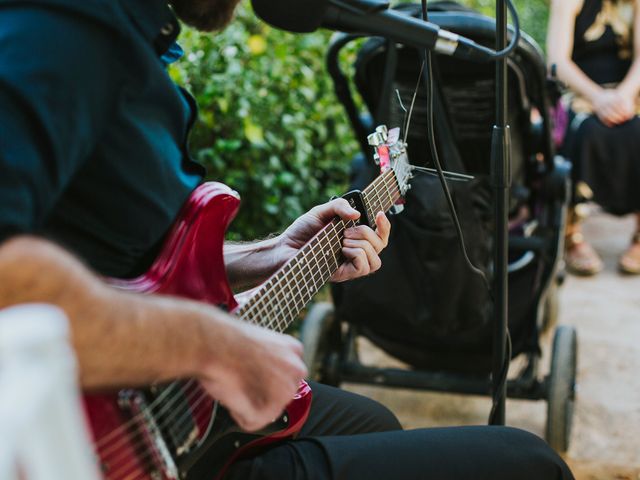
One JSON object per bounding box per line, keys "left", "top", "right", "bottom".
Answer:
{"left": 367, "top": 131, "right": 385, "bottom": 147}
{"left": 375, "top": 125, "right": 388, "bottom": 141}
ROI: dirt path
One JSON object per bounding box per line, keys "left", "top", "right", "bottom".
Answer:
{"left": 344, "top": 212, "right": 640, "bottom": 479}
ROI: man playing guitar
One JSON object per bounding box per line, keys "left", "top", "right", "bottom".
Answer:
{"left": 0, "top": 0, "right": 574, "bottom": 478}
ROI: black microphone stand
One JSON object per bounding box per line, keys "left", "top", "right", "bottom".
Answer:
{"left": 489, "top": 0, "right": 510, "bottom": 426}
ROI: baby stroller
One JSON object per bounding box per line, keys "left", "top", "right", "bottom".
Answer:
{"left": 300, "top": 2, "right": 577, "bottom": 452}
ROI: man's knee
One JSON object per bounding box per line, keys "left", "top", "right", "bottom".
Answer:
{"left": 303, "top": 382, "right": 402, "bottom": 435}
{"left": 499, "top": 427, "right": 574, "bottom": 480}
{"left": 351, "top": 394, "right": 402, "bottom": 432}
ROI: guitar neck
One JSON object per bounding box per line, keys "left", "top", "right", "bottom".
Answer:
{"left": 235, "top": 169, "right": 401, "bottom": 331}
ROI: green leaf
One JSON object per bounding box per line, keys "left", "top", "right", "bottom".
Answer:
{"left": 243, "top": 118, "right": 265, "bottom": 145}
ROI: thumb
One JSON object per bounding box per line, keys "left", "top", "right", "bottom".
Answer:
{"left": 322, "top": 198, "right": 360, "bottom": 222}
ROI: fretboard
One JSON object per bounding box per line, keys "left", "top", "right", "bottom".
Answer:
{"left": 235, "top": 168, "right": 401, "bottom": 331}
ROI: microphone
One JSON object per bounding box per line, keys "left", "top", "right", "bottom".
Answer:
{"left": 251, "top": 0, "right": 492, "bottom": 62}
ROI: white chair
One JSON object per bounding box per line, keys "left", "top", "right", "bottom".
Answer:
{"left": 0, "top": 304, "right": 101, "bottom": 480}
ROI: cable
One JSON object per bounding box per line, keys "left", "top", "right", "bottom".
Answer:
{"left": 470, "top": 0, "right": 520, "bottom": 59}
{"left": 411, "top": 165, "right": 474, "bottom": 182}
{"left": 419, "top": 0, "right": 491, "bottom": 294}
{"left": 417, "top": 0, "right": 518, "bottom": 425}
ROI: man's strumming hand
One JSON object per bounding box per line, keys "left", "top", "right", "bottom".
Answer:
{"left": 279, "top": 198, "right": 391, "bottom": 282}
{"left": 198, "top": 319, "right": 308, "bottom": 432}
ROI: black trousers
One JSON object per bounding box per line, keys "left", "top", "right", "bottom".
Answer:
{"left": 226, "top": 382, "right": 574, "bottom": 479}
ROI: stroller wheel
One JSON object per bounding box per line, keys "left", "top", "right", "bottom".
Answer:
{"left": 300, "top": 302, "right": 341, "bottom": 386}
{"left": 545, "top": 325, "right": 578, "bottom": 452}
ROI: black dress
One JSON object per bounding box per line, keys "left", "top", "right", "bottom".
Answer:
{"left": 563, "top": 0, "right": 640, "bottom": 215}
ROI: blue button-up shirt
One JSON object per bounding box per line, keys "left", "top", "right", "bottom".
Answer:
{"left": 0, "top": 0, "right": 205, "bottom": 277}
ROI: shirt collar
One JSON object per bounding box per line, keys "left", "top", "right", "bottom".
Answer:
{"left": 119, "top": 0, "right": 180, "bottom": 56}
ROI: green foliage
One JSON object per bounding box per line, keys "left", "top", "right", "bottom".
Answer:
{"left": 171, "top": 3, "right": 356, "bottom": 240}
{"left": 463, "top": 0, "right": 549, "bottom": 49}
{"left": 172, "top": 1, "right": 550, "bottom": 239}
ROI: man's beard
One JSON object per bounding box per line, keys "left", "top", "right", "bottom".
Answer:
{"left": 170, "top": 0, "right": 243, "bottom": 32}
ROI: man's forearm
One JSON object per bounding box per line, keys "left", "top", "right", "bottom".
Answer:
{"left": 224, "top": 236, "right": 283, "bottom": 290}
{"left": 0, "top": 236, "right": 238, "bottom": 389}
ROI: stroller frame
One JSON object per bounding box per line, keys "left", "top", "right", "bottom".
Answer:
{"left": 301, "top": 3, "right": 577, "bottom": 452}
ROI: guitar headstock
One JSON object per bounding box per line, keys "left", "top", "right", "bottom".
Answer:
{"left": 367, "top": 125, "right": 412, "bottom": 197}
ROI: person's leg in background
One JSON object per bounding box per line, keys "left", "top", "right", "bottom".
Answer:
{"left": 565, "top": 185, "right": 603, "bottom": 276}
{"left": 560, "top": 112, "right": 604, "bottom": 276}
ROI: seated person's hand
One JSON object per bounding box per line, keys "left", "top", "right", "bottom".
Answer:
{"left": 279, "top": 198, "right": 391, "bottom": 281}
{"left": 592, "top": 88, "right": 635, "bottom": 126}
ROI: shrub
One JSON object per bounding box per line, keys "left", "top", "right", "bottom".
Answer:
{"left": 170, "top": 4, "right": 357, "bottom": 240}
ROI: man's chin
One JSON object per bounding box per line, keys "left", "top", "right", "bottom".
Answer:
{"left": 170, "top": 0, "right": 241, "bottom": 32}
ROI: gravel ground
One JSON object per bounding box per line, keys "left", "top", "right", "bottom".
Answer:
{"left": 344, "top": 211, "right": 640, "bottom": 480}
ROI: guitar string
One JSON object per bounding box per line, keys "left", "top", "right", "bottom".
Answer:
{"left": 100, "top": 189, "right": 403, "bottom": 480}
{"left": 238, "top": 170, "right": 398, "bottom": 327}
{"left": 167, "top": 176, "right": 402, "bottom": 440}
{"left": 104, "top": 249, "right": 347, "bottom": 480}
{"left": 94, "top": 212, "right": 355, "bottom": 451}
{"left": 94, "top": 176, "right": 403, "bottom": 480}
{"left": 238, "top": 222, "right": 337, "bottom": 327}
{"left": 100, "top": 227, "right": 356, "bottom": 479}
{"left": 238, "top": 220, "right": 380, "bottom": 330}
{"left": 101, "top": 377, "right": 239, "bottom": 480}
{"left": 97, "top": 175, "right": 402, "bottom": 479}
{"left": 238, "top": 169, "right": 396, "bottom": 323}
{"left": 238, "top": 190, "right": 397, "bottom": 333}
{"left": 92, "top": 226, "right": 358, "bottom": 472}
{"left": 93, "top": 171, "right": 402, "bottom": 475}
{"left": 102, "top": 382, "right": 213, "bottom": 479}
{"left": 95, "top": 378, "right": 196, "bottom": 450}
{"left": 240, "top": 217, "right": 351, "bottom": 330}
{"left": 95, "top": 221, "right": 355, "bottom": 478}
{"left": 235, "top": 218, "right": 346, "bottom": 332}
{"left": 97, "top": 380, "right": 203, "bottom": 465}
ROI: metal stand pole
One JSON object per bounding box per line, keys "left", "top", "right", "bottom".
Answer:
{"left": 489, "top": 0, "right": 511, "bottom": 426}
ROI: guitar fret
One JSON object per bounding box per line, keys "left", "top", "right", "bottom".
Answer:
{"left": 289, "top": 267, "right": 305, "bottom": 324}
{"left": 385, "top": 176, "right": 393, "bottom": 209}
{"left": 301, "top": 249, "right": 316, "bottom": 292}
{"left": 279, "top": 270, "right": 296, "bottom": 329}
{"left": 320, "top": 234, "right": 337, "bottom": 274}
{"left": 363, "top": 170, "right": 400, "bottom": 217}
{"left": 287, "top": 268, "right": 305, "bottom": 313}
{"left": 374, "top": 185, "right": 382, "bottom": 216}
{"left": 271, "top": 293, "right": 285, "bottom": 331}
{"left": 260, "top": 278, "right": 279, "bottom": 327}
{"left": 237, "top": 170, "right": 401, "bottom": 335}
{"left": 310, "top": 250, "right": 324, "bottom": 292}
{"left": 280, "top": 275, "right": 296, "bottom": 326}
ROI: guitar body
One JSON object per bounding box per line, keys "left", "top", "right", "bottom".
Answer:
{"left": 84, "top": 182, "right": 312, "bottom": 480}
{"left": 82, "top": 125, "right": 412, "bottom": 480}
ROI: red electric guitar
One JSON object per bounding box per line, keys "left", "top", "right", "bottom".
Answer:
{"left": 83, "top": 126, "right": 412, "bottom": 480}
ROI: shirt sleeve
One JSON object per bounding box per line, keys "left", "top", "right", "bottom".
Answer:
{"left": 0, "top": 6, "right": 124, "bottom": 242}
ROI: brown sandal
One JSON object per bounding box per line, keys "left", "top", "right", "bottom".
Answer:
{"left": 565, "top": 231, "right": 603, "bottom": 276}
{"left": 619, "top": 232, "right": 640, "bottom": 275}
